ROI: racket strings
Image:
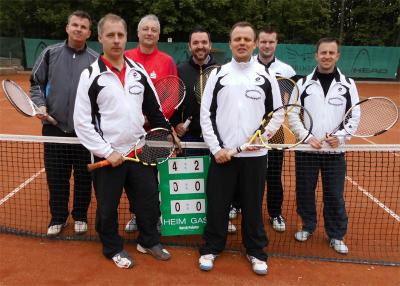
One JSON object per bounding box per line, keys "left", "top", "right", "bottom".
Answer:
{"left": 262, "top": 105, "right": 312, "bottom": 147}
{"left": 277, "top": 78, "right": 299, "bottom": 105}
{"left": 194, "top": 65, "right": 219, "bottom": 104}
{"left": 155, "top": 76, "right": 185, "bottom": 119}
{"left": 346, "top": 98, "right": 398, "bottom": 136}
{"left": 3, "top": 81, "right": 35, "bottom": 115}
{"left": 199, "top": 68, "right": 204, "bottom": 101}
{"left": 136, "top": 129, "right": 175, "bottom": 164}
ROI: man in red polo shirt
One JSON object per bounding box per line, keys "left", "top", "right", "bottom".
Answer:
{"left": 124, "top": 14, "right": 177, "bottom": 233}
{"left": 125, "top": 14, "right": 177, "bottom": 83}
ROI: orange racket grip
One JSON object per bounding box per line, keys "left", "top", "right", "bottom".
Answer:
{"left": 87, "top": 160, "right": 111, "bottom": 172}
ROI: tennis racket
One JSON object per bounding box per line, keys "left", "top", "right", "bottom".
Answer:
{"left": 228, "top": 104, "right": 313, "bottom": 156}
{"left": 2, "top": 79, "right": 58, "bottom": 125}
{"left": 154, "top": 75, "right": 186, "bottom": 120}
{"left": 182, "top": 65, "right": 220, "bottom": 128}
{"left": 194, "top": 64, "right": 220, "bottom": 104}
{"left": 182, "top": 116, "right": 192, "bottom": 129}
{"left": 277, "top": 77, "right": 299, "bottom": 105}
{"left": 87, "top": 128, "right": 176, "bottom": 171}
{"left": 327, "top": 96, "right": 398, "bottom": 139}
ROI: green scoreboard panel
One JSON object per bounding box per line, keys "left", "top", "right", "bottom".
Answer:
{"left": 158, "top": 156, "right": 210, "bottom": 236}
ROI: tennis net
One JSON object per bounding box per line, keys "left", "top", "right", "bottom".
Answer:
{"left": 0, "top": 134, "right": 399, "bottom": 265}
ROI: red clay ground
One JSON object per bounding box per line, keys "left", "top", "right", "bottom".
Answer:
{"left": 1, "top": 234, "right": 400, "bottom": 286}
{"left": 0, "top": 73, "right": 399, "bottom": 285}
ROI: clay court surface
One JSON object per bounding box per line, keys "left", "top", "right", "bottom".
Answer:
{"left": 0, "top": 73, "right": 399, "bottom": 285}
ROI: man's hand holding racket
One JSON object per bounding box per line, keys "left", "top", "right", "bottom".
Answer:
{"left": 87, "top": 127, "right": 179, "bottom": 171}
{"left": 106, "top": 151, "right": 125, "bottom": 167}
{"left": 174, "top": 120, "right": 190, "bottom": 137}
{"left": 308, "top": 135, "right": 339, "bottom": 149}
{"left": 35, "top": 105, "right": 50, "bottom": 120}
{"left": 2, "top": 79, "right": 58, "bottom": 125}
{"left": 213, "top": 149, "right": 231, "bottom": 164}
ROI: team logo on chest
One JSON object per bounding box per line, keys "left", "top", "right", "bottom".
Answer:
{"left": 328, "top": 97, "right": 345, "bottom": 106}
{"left": 129, "top": 84, "right": 144, "bottom": 95}
{"left": 245, "top": 89, "right": 262, "bottom": 100}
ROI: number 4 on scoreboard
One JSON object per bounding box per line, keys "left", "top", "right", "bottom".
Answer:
{"left": 168, "top": 158, "right": 204, "bottom": 174}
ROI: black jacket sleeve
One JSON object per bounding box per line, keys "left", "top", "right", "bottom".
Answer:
{"left": 142, "top": 79, "right": 171, "bottom": 130}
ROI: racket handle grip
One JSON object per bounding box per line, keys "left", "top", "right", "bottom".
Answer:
{"left": 87, "top": 160, "right": 111, "bottom": 172}
{"left": 46, "top": 115, "right": 58, "bottom": 125}
{"left": 182, "top": 117, "right": 192, "bottom": 129}
{"left": 228, "top": 131, "right": 258, "bottom": 156}
{"left": 227, "top": 143, "right": 247, "bottom": 157}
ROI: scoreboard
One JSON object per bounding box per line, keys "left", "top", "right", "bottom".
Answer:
{"left": 158, "top": 156, "right": 209, "bottom": 236}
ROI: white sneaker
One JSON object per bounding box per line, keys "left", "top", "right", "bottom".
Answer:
{"left": 270, "top": 215, "right": 286, "bottom": 232}
{"left": 294, "top": 230, "right": 311, "bottom": 242}
{"left": 228, "top": 221, "right": 237, "bottom": 233}
{"left": 246, "top": 255, "right": 268, "bottom": 275}
{"left": 47, "top": 223, "right": 66, "bottom": 237}
{"left": 199, "top": 254, "right": 217, "bottom": 271}
{"left": 74, "top": 221, "right": 88, "bottom": 234}
{"left": 229, "top": 207, "right": 240, "bottom": 219}
{"left": 329, "top": 239, "right": 349, "bottom": 254}
{"left": 124, "top": 216, "right": 137, "bottom": 232}
{"left": 112, "top": 250, "right": 134, "bottom": 269}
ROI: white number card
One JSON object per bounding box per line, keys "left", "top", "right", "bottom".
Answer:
{"left": 169, "top": 179, "right": 205, "bottom": 194}
{"left": 168, "top": 158, "right": 204, "bottom": 174}
{"left": 170, "top": 199, "right": 206, "bottom": 214}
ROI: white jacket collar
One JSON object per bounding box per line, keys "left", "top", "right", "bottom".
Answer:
{"left": 231, "top": 56, "right": 254, "bottom": 70}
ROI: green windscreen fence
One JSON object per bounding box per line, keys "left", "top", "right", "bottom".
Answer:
{"left": 275, "top": 44, "right": 400, "bottom": 79}
{"left": 0, "top": 37, "right": 24, "bottom": 60}
{"left": 16, "top": 38, "right": 400, "bottom": 79}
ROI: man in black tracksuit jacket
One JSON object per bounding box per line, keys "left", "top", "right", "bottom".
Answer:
{"left": 170, "top": 26, "right": 217, "bottom": 156}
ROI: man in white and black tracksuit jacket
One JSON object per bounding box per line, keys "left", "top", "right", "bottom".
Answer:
{"left": 290, "top": 38, "right": 360, "bottom": 254}
{"left": 255, "top": 54, "right": 296, "bottom": 232}
{"left": 198, "top": 22, "right": 283, "bottom": 275}
{"left": 74, "top": 14, "right": 176, "bottom": 267}
{"left": 253, "top": 27, "right": 298, "bottom": 233}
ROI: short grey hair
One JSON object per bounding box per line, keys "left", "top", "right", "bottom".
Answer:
{"left": 98, "top": 13, "right": 127, "bottom": 36}
{"left": 137, "top": 14, "right": 160, "bottom": 32}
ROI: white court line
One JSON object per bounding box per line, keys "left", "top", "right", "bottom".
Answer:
{"left": 362, "top": 137, "right": 379, "bottom": 144}
{"left": 0, "top": 168, "right": 45, "bottom": 206}
{"left": 346, "top": 176, "right": 400, "bottom": 222}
